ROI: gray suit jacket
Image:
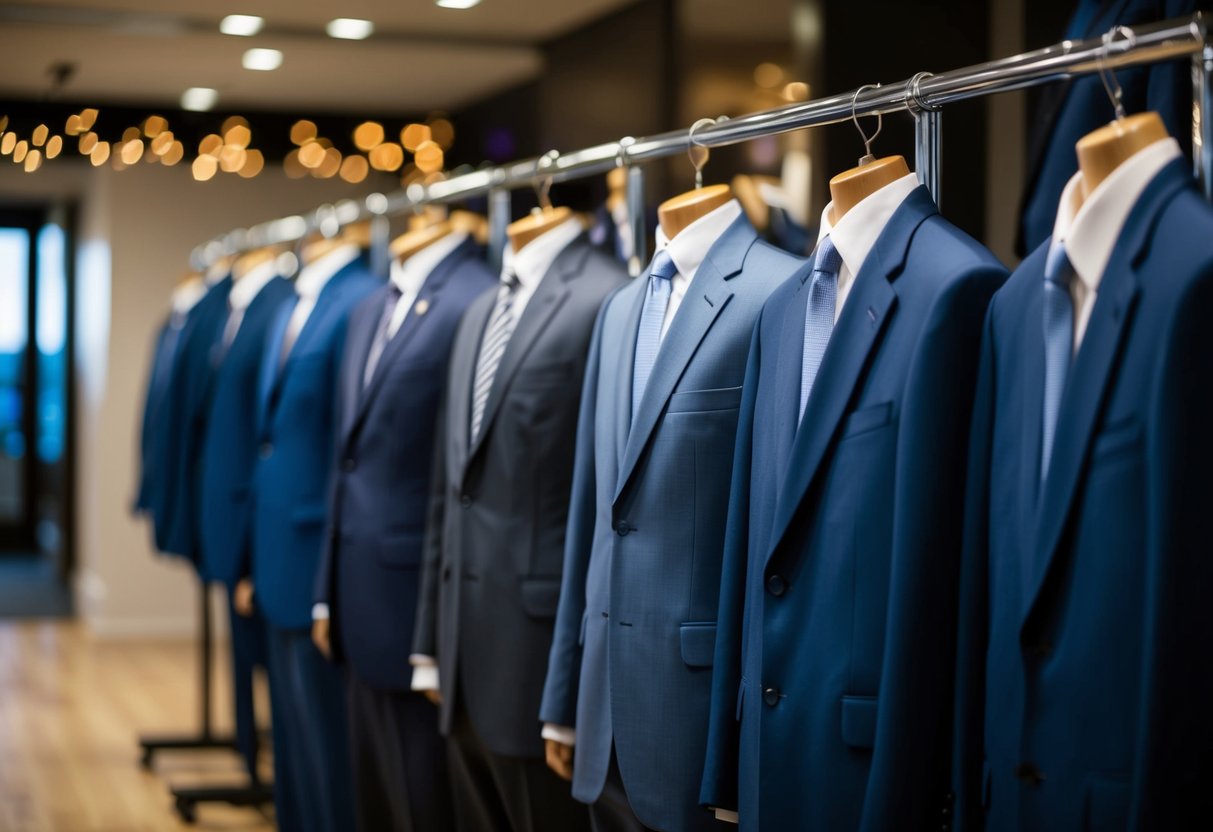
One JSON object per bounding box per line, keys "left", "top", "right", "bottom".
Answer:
{"left": 413, "top": 236, "right": 628, "bottom": 758}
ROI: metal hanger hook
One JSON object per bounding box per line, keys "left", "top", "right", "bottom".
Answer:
{"left": 851, "top": 84, "right": 883, "bottom": 165}
{"left": 1097, "top": 25, "right": 1135, "bottom": 121}
{"left": 688, "top": 116, "right": 728, "bottom": 189}
{"left": 533, "top": 150, "right": 559, "bottom": 212}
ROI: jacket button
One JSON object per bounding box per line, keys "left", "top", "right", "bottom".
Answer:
{"left": 342, "top": 458, "right": 356, "bottom": 472}
{"left": 460, "top": 495, "right": 472, "bottom": 509}
{"left": 1014, "top": 763, "right": 1045, "bottom": 785}
{"left": 766, "top": 574, "right": 787, "bottom": 596}
{"left": 614, "top": 521, "right": 630, "bottom": 536}
{"left": 259, "top": 442, "right": 272, "bottom": 459}
{"left": 762, "top": 687, "right": 780, "bottom": 707}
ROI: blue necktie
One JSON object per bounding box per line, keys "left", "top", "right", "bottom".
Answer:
{"left": 1041, "top": 243, "right": 1075, "bottom": 480}
{"left": 799, "top": 236, "right": 843, "bottom": 423}
{"left": 632, "top": 249, "right": 679, "bottom": 422}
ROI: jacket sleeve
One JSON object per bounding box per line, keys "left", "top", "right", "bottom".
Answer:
{"left": 700, "top": 316, "right": 763, "bottom": 812}
{"left": 860, "top": 263, "right": 1005, "bottom": 832}
{"left": 1133, "top": 264, "right": 1213, "bottom": 827}
{"left": 951, "top": 300, "right": 1000, "bottom": 832}
{"left": 539, "top": 301, "right": 607, "bottom": 729}
{"left": 412, "top": 394, "right": 449, "bottom": 658}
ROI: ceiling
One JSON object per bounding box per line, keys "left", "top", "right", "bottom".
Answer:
{"left": 0, "top": 0, "right": 638, "bottom": 114}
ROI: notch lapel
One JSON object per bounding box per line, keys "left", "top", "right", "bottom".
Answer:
{"left": 258, "top": 295, "right": 295, "bottom": 433}
{"left": 451, "top": 291, "right": 495, "bottom": 484}
{"left": 612, "top": 218, "right": 753, "bottom": 504}
{"left": 764, "top": 188, "right": 937, "bottom": 567}
{"left": 613, "top": 279, "right": 647, "bottom": 473}
{"left": 1021, "top": 160, "right": 1189, "bottom": 629}
{"left": 772, "top": 270, "right": 812, "bottom": 486}
{"left": 340, "top": 296, "right": 379, "bottom": 438}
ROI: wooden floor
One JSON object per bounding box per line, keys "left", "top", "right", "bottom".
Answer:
{"left": 0, "top": 621, "right": 274, "bottom": 831}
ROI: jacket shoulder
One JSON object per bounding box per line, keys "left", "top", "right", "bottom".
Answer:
{"left": 745, "top": 238, "right": 810, "bottom": 288}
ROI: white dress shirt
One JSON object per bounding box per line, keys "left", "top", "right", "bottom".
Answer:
{"left": 815, "top": 172, "right": 919, "bottom": 323}
{"left": 652, "top": 198, "right": 743, "bottom": 340}
{"left": 1048, "top": 137, "right": 1180, "bottom": 353}
{"left": 280, "top": 243, "right": 360, "bottom": 362}
{"left": 407, "top": 219, "right": 583, "bottom": 692}
{"left": 170, "top": 279, "right": 207, "bottom": 317}
{"left": 222, "top": 260, "right": 278, "bottom": 346}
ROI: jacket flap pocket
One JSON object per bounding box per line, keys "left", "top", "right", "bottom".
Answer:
{"left": 667, "top": 386, "right": 742, "bottom": 414}
{"left": 840, "top": 694, "right": 878, "bottom": 749}
{"left": 1084, "top": 774, "right": 1130, "bottom": 832}
{"left": 519, "top": 577, "right": 562, "bottom": 618}
{"left": 679, "top": 622, "right": 717, "bottom": 667}
{"left": 842, "top": 402, "right": 893, "bottom": 439}
{"left": 1092, "top": 418, "right": 1142, "bottom": 460}
{"left": 291, "top": 503, "right": 328, "bottom": 527}
{"left": 378, "top": 531, "right": 423, "bottom": 569}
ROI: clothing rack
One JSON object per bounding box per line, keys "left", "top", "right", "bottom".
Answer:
{"left": 192, "top": 12, "right": 1213, "bottom": 276}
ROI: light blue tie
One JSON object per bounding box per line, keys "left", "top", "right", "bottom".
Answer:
{"left": 632, "top": 249, "right": 679, "bottom": 422}
{"left": 799, "top": 236, "right": 843, "bottom": 423}
{"left": 1041, "top": 243, "right": 1075, "bottom": 480}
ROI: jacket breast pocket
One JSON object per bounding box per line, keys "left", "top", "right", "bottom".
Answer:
{"left": 667, "top": 386, "right": 742, "bottom": 414}
{"left": 679, "top": 621, "right": 717, "bottom": 667}
{"left": 1091, "top": 418, "right": 1142, "bottom": 466}
{"left": 378, "top": 530, "right": 423, "bottom": 569}
{"left": 514, "top": 360, "right": 574, "bottom": 390}
{"left": 840, "top": 694, "right": 878, "bottom": 750}
{"left": 840, "top": 401, "right": 893, "bottom": 440}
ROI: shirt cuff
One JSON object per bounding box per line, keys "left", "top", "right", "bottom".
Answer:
{"left": 713, "top": 809, "right": 739, "bottom": 824}
{"left": 311, "top": 603, "right": 330, "bottom": 621}
{"left": 541, "top": 723, "right": 576, "bottom": 746}
{"left": 410, "top": 657, "right": 439, "bottom": 692}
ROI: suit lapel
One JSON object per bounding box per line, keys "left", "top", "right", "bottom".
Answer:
{"left": 1022, "top": 159, "right": 1189, "bottom": 628}
{"left": 341, "top": 294, "right": 379, "bottom": 438}
{"left": 612, "top": 217, "right": 752, "bottom": 504}
{"left": 764, "top": 188, "right": 936, "bottom": 566}
{"left": 465, "top": 240, "right": 587, "bottom": 465}
{"left": 614, "top": 279, "right": 647, "bottom": 473}
{"left": 258, "top": 296, "right": 295, "bottom": 433}
{"left": 451, "top": 291, "right": 495, "bottom": 482}
{"left": 773, "top": 269, "right": 812, "bottom": 486}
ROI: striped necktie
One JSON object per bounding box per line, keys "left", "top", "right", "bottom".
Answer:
{"left": 799, "top": 235, "right": 842, "bottom": 423}
{"left": 631, "top": 249, "right": 679, "bottom": 422}
{"left": 1041, "top": 243, "right": 1075, "bottom": 480}
{"left": 470, "top": 272, "right": 521, "bottom": 441}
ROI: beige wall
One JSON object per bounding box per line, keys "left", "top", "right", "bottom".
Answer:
{"left": 0, "top": 160, "right": 387, "bottom": 638}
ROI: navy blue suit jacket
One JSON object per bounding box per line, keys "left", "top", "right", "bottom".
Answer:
{"left": 135, "top": 315, "right": 182, "bottom": 514}
{"left": 541, "top": 216, "right": 802, "bottom": 830}
{"left": 197, "top": 276, "right": 294, "bottom": 589}
{"left": 251, "top": 260, "right": 379, "bottom": 631}
{"left": 703, "top": 188, "right": 1006, "bottom": 831}
{"left": 315, "top": 240, "right": 495, "bottom": 690}
{"left": 954, "top": 159, "right": 1213, "bottom": 830}
{"left": 1018, "top": 0, "right": 1203, "bottom": 254}
{"left": 153, "top": 276, "right": 233, "bottom": 564}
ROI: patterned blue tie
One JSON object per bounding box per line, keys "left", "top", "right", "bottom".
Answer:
{"left": 799, "top": 236, "right": 843, "bottom": 423}
{"left": 632, "top": 249, "right": 679, "bottom": 422}
{"left": 1041, "top": 243, "right": 1075, "bottom": 480}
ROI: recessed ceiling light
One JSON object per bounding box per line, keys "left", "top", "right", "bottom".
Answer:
{"left": 219, "top": 14, "right": 264, "bottom": 36}
{"left": 181, "top": 87, "right": 219, "bottom": 111}
{"left": 242, "top": 48, "right": 283, "bottom": 71}
{"left": 436, "top": 0, "right": 482, "bottom": 8}
{"left": 326, "top": 18, "right": 374, "bottom": 40}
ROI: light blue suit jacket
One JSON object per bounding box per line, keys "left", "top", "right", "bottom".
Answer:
{"left": 541, "top": 215, "right": 803, "bottom": 831}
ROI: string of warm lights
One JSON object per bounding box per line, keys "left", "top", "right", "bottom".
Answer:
{"left": 0, "top": 108, "right": 456, "bottom": 184}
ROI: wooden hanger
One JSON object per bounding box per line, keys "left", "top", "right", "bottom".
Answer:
{"left": 731, "top": 174, "right": 782, "bottom": 233}
{"left": 658, "top": 117, "right": 736, "bottom": 240}
{"left": 508, "top": 154, "right": 573, "bottom": 253}
{"left": 1074, "top": 27, "right": 1167, "bottom": 203}
{"left": 391, "top": 207, "right": 453, "bottom": 261}
{"left": 450, "top": 209, "right": 489, "bottom": 246}
{"left": 828, "top": 84, "right": 911, "bottom": 224}
{"left": 606, "top": 167, "right": 627, "bottom": 214}
{"left": 232, "top": 246, "right": 282, "bottom": 280}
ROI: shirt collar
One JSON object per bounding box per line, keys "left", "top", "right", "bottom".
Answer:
{"left": 654, "top": 198, "right": 743, "bottom": 279}
{"left": 228, "top": 260, "right": 278, "bottom": 312}
{"left": 1049, "top": 137, "right": 1181, "bottom": 293}
{"left": 506, "top": 216, "right": 582, "bottom": 290}
{"left": 393, "top": 231, "right": 468, "bottom": 296}
{"left": 171, "top": 279, "right": 207, "bottom": 314}
{"left": 295, "top": 243, "right": 360, "bottom": 299}
{"left": 817, "top": 172, "right": 919, "bottom": 276}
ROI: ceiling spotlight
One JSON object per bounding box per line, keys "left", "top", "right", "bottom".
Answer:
{"left": 243, "top": 48, "right": 283, "bottom": 71}
{"left": 219, "top": 15, "right": 264, "bottom": 36}
{"left": 436, "top": 0, "right": 482, "bottom": 8}
{"left": 326, "top": 18, "right": 374, "bottom": 40}
{"left": 181, "top": 87, "right": 219, "bottom": 112}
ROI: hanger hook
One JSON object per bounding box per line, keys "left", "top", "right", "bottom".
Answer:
{"left": 1097, "top": 25, "right": 1135, "bottom": 121}
{"left": 532, "top": 150, "right": 558, "bottom": 212}
{"left": 688, "top": 116, "right": 727, "bottom": 189}
{"left": 851, "top": 84, "right": 883, "bottom": 166}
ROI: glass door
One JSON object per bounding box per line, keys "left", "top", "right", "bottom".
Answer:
{"left": 0, "top": 212, "right": 37, "bottom": 550}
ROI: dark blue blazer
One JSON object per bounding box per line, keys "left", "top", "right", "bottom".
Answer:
{"left": 954, "top": 158, "right": 1213, "bottom": 830}
{"left": 541, "top": 216, "right": 801, "bottom": 831}
{"left": 1018, "top": 0, "right": 1203, "bottom": 254}
{"left": 197, "top": 276, "right": 294, "bottom": 589}
{"left": 135, "top": 315, "right": 183, "bottom": 514}
{"left": 703, "top": 187, "right": 1006, "bottom": 831}
{"left": 314, "top": 240, "right": 495, "bottom": 690}
{"left": 152, "top": 276, "right": 233, "bottom": 563}
{"left": 251, "top": 259, "right": 379, "bottom": 631}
